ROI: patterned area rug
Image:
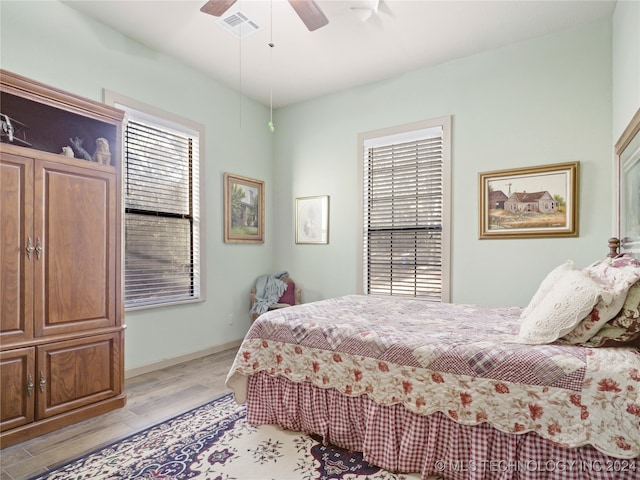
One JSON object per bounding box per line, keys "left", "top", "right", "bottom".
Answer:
{"left": 29, "top": 393, "right": 427, "bottom": 480}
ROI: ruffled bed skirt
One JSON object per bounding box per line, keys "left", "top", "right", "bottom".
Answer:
{"left": 246, "top": 372, "right": 638, "bottom": 480}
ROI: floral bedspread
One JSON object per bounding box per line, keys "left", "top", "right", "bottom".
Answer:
{"left": 226, "top": 295, "right": 640, "bottom": 459}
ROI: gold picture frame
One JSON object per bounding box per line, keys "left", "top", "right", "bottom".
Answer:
{"left": 224, "top": 173, "right": 264, "bottom": 243}
{"left": 295, "top": 195, "right": 329, "bottom": 244}
{"left": 479, "top": 162, "right": 579, "bottom": 239}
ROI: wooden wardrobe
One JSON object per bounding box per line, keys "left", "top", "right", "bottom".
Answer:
{"left": 0, "top": 70, "right": 126, "bottom": 447}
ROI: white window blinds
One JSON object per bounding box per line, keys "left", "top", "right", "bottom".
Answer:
{"left": 363, "top": 127, "right": 445, "bottom": 300}
{"left": 122, "top": 114, "right": 201, "bottom": 308}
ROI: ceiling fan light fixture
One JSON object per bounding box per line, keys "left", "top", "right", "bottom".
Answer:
{"left": 351, "top": 7, "right": 374, "bottom": 22}
{"left": 350, "top": 0, "right": 381, "bottom": 22}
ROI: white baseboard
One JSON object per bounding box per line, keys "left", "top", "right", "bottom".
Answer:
{"left": 125, "top": 339, "right": 243, "bottom": 379}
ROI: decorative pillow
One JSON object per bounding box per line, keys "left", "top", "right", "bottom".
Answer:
{"left": 517, "top": 268, "right": 608, "bottom": 345}
{"left": 562, "top": 255, "right": 640, "bottom": 344}
{"left": 278, "top": 280, "right": 296, "bottom": 306}
{"left": 581, "top": 280, "right": 640, "bottom": 347}
{"left": 521, "top": 260, "right": 575, "bottom": 319}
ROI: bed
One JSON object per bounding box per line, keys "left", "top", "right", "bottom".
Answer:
{"left": 226, "top": 109, "right": 640, "bottom": 480}
{"left": 226, "top": 243, "right": 640, "bottom": 480}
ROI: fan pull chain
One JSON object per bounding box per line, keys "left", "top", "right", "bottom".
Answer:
{"left": 268, "top": 43, "right": 274, "bottom": 133}
{"left": 268, "top": 0, "right": 275, "bottom": 132}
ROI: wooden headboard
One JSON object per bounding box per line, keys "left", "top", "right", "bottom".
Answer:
{"left": 614, "top": 108, "right": 640, "bottom": 256}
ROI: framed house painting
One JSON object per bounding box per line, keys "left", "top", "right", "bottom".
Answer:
{"left": 296, "top": 195, "right": 329, "bottom": 244}
{"left": 479, "top": 162, "right": 579, "bottom": 239}
{"left": 224, "top": 173, "right": 264, "bottom": 243}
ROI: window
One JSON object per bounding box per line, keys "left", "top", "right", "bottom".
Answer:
{"left": 358, "top": 117, "right": 451, "bottom": 302}
{"left": 107, "top": 93, "right": 204, "bottom": 309}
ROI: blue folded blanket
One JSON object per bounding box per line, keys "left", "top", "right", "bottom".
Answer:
{"left": 250, "top": 271, "right": 289, "bottom": 315}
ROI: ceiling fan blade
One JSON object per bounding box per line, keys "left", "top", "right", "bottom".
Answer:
{"left": 200, "top": 0, "right": 237, "bottom": 17}
{"left": 288, "top": 0, "right": 329, "bottom": 31}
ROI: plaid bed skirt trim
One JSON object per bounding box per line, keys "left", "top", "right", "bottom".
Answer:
{"left": 246, "top": 372, "right": 639, "bottom": 480}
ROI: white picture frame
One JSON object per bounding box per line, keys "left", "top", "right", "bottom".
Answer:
{"left": 295, "top": 195, "right": 329, "bottom": 244}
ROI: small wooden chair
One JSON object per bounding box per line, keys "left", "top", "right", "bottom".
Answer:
{"left": 250, "top": 276, "right": 301, "bottom": 321}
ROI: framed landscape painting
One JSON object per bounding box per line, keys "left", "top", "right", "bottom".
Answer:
{"left": 224, "top": 173, "right": 264, "bottom": 243}
{"left": 479, "top": 162, "right": 579, "bottom": 239}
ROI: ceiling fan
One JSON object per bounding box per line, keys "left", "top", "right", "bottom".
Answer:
{"left": 200, "top": 0, "right": 329, "bottom": 31}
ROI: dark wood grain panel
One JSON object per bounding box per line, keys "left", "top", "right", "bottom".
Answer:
{"left": 0, "top": 154, "right": 34, "bottom": 343}
{"left": 33, "top": 161, "right": 116, "bottom": 337}
{"left": 37, "top": 334, "right": 121, "bottom": 419}
{"left": 0, "top": 348, "right": 35, "bottom": 432}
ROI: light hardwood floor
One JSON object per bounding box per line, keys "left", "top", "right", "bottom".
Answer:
{"left": 1, "top": 347, "right": 238, "bottom": 480}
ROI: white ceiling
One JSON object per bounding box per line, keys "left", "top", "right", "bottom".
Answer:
{"left": 62, "top": 0, "right": 616, "bottom": 108}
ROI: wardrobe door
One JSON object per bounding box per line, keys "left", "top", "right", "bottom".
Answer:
{"left": 0, "top": 347, "right": 35, "bottom": 432}
{"left": 36, "top": 334, "right": 122, "bottom": 419}
{"left": 0, "top": 153, "right": 34, "bottom": 344}
{"left": 33, "top": 160, "right": 117, "bottom": 337}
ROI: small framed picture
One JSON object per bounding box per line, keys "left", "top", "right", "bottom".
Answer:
{"left": 296, "top": 195, "right": 329, "bottom": 244}
{"left": 224, "top": 173, "right": 264, "bottom": 243}
{"left": 479, "top": 162, "right": 579, "bottom": 239}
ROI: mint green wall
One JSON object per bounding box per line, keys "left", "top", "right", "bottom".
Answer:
{"left": 272, "top": 18, "right": 614, "bottom": 307}
{"left": 1, "top": 2, "right": 629, "bottom": 370}
{"left": 0, "top": 1, "right": 274, "bottom": 371}
{"left": 613, "top": 0, "right": 640, "bottom": 140}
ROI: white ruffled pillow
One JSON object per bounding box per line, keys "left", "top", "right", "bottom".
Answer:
{"left": 517, "top": 267, "right": 609, "bottom": 345}
{"left": 521, "top": 260, "right": 575, "bottom": 319}
{"left": 562, "top": 255, "right": 640, "bottom": 344}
